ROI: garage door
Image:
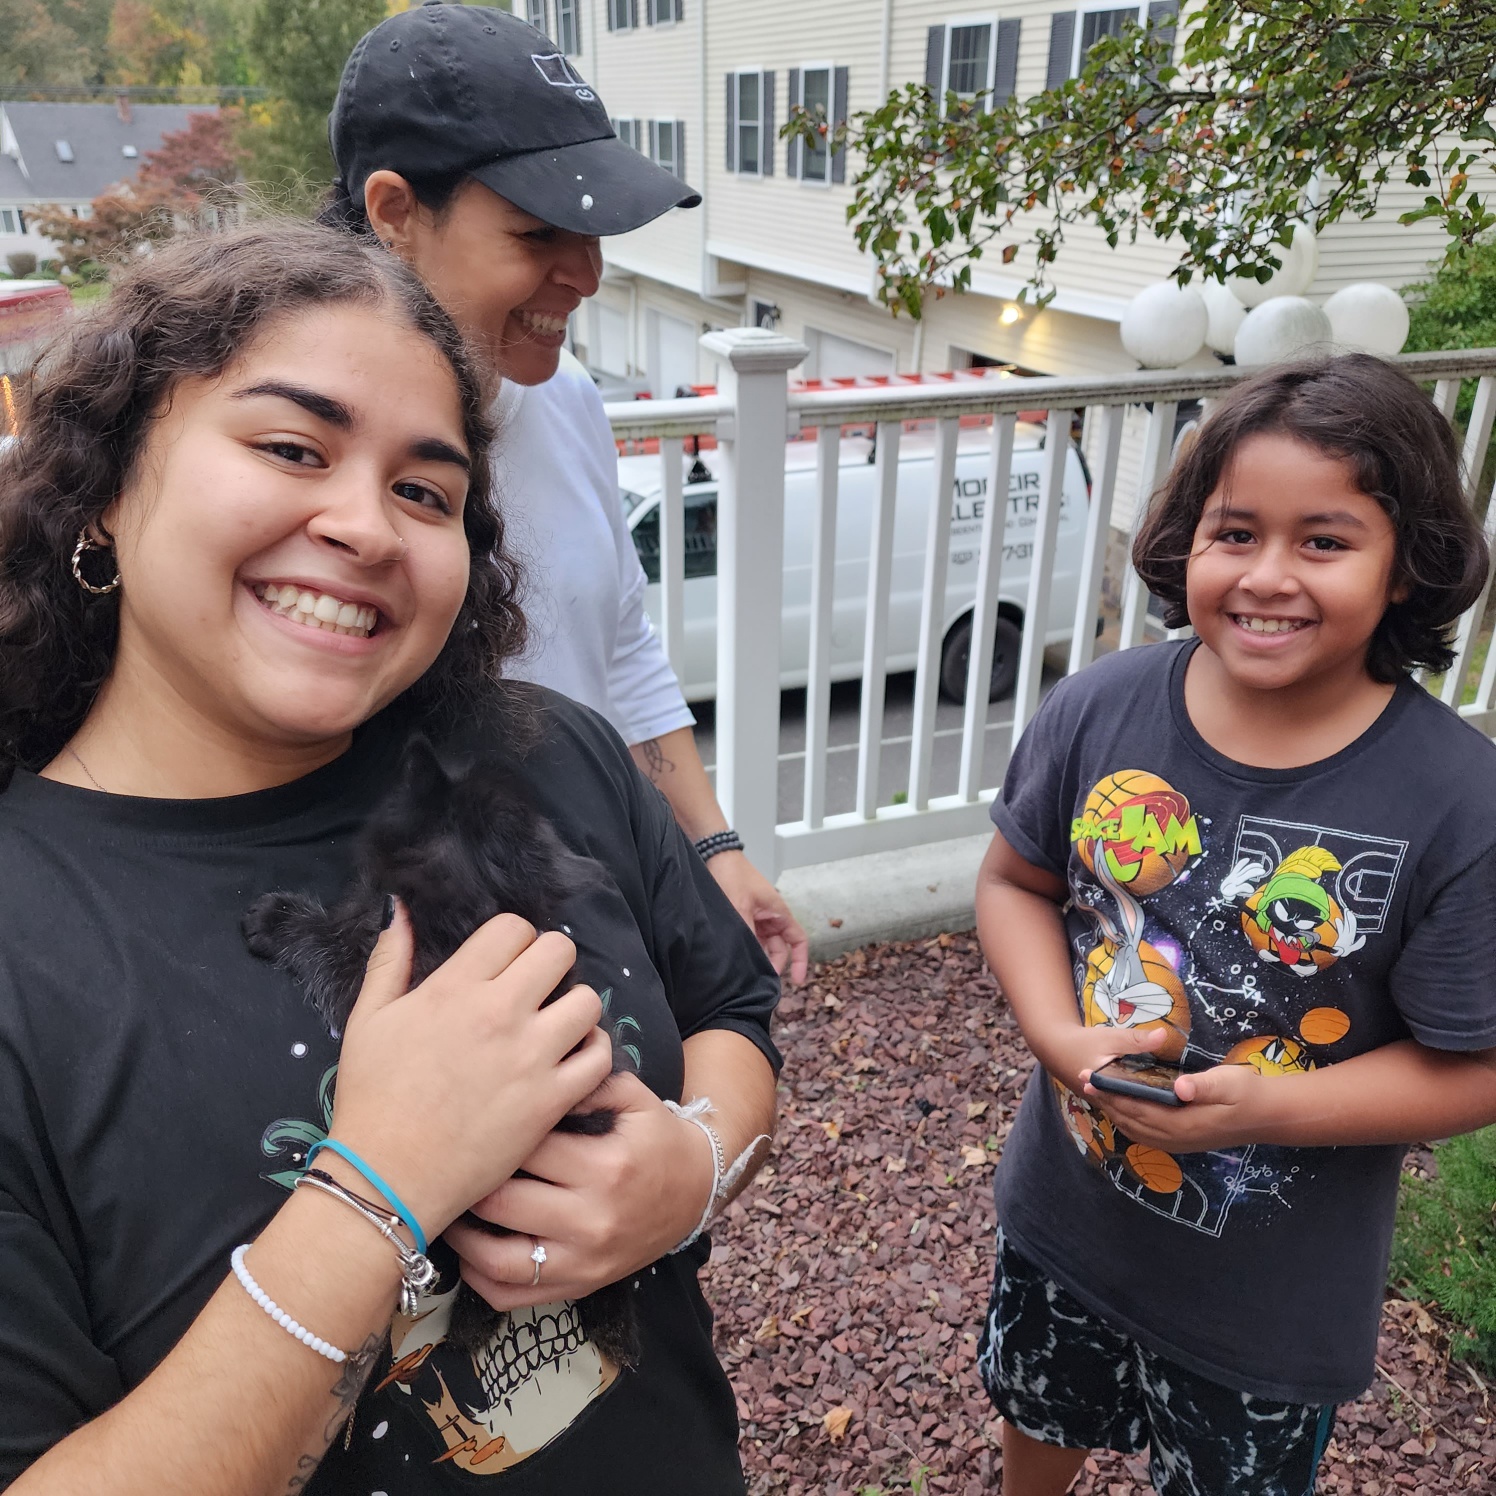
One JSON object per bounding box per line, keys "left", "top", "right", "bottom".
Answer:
{"left": 805, "top": 327, "right": 896, "bottom": 380}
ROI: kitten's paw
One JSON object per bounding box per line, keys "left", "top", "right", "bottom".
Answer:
{"left": 241, "top": 892, "right": 324, "bottom": 960}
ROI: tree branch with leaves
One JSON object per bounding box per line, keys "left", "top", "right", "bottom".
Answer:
{"left": 788, "top": 0, "right": 1496, "bottom": 316}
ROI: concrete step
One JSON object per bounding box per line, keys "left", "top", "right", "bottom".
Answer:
{"left": 778, "top": 829, "right": 991, "bottom": 962}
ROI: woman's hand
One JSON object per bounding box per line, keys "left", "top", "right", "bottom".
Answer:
{"left": 1081, "top": 1062, "right": 1269, "bottom": 1153}
{"left": 444, "top": 1071, "right": 716, "bottom": 1309}
{"left": 329, "top": 902, "right": 614, "bottom": 1240}
{"left": 706, "top": 850, "right": 810, "bottom": 985}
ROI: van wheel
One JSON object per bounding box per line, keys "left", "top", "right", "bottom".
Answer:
{"left": 939, "top": 614, "right": 1022, "bottom": 703}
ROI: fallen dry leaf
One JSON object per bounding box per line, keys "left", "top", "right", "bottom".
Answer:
{"left": 822, "top": 1406, "right": 854, "bottom": 1443}
{"left": 967, "top": 1101, "right": 989, "bottom": 1119}
{"left": 961, "top": 1144, "right": 989, "bottom": 1168}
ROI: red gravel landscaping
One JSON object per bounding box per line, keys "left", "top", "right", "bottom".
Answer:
{"left": 703, "top": 932, "right": 1495, "bottom": 1495}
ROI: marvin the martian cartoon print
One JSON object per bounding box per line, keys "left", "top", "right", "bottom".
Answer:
{"left": 1058, "top": 772, "right": 1407, "bottom": 1237}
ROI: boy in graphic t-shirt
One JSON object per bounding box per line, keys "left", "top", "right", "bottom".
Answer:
{"left": 973, "top": 356, "right": 1496, "bottom": 1496}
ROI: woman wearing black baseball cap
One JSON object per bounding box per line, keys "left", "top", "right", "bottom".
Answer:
{"left": 315, "top": 5, "right": 787, "bottom": 1488}
{"left": 323, "top": 4, "right": 806, "bottom": 990}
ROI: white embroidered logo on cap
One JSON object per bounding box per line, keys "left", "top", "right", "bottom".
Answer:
{"left": 531, "top": 53, "right": 593, "bottom": 99}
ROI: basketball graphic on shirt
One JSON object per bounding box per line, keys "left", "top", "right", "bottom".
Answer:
{"left": 1239, "top": 846, "right": 1346, "bottom": 974}
{"left": 1123, "top": 1144, "right": 1183, "bottom": 1195}
{"left": 1081, "top": 939, "right": 1190, "bottom": 1061}
{"left": 1298, "top": 1005, "right": 1352, "bottom": 1046}
{"left": 1074, "top": 771, "right": 1201, "bottom": 898}
{"left": 1224, "top": 1033, "right": 1315, "bottom": 1076}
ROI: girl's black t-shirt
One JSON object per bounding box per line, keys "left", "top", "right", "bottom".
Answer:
{"left": 0, "top": 689, "right": 780, "bottom": 1493}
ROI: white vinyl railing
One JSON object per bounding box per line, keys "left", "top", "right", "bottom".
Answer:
{"left": 605, "top": 335, "right": 1496, "bottom": 878}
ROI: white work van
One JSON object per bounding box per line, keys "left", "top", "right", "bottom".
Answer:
{"left": 619, "top": 422, "right": 1091, "bottom": 704}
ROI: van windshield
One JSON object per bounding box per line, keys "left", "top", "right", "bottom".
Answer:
{"left": 629, "top": 489, "right": 718, "bottom": 584}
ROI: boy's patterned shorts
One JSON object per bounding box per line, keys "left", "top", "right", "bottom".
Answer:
{"left": 977, "top": 1226, "right": 1338, "bottom": 1496}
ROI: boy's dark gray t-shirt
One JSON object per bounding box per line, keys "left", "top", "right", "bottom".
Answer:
{"left": 990, "top": 640, "right": 1496, "bottom": 1404}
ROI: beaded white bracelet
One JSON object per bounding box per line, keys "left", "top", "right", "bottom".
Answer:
{"left": 230, "top": 1244, "right": 347, "bottom": 1365}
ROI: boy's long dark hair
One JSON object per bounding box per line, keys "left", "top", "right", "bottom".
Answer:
{"left": 1133, "top": 355, "right": 1490, "bottom": 683}
{"left": 0, "top": 223, "right": 527, "bottom": 786}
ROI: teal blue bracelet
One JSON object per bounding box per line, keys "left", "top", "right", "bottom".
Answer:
{"left": 304, "top": 1139, "right": 428, "bottom": 1257}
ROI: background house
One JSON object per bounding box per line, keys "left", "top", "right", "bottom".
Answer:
{"left": 530, "top": 0, "right": 1464, "bottom": 404}
{"left": 0, "top": 99, "right": 216, "bottom": 267}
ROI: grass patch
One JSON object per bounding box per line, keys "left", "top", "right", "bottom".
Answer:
{"left": 68, "top": 281, "right": 111, "bottom": 307}
{"left": 1391, "top": 1126, "right": 1496, "bottom": 1374}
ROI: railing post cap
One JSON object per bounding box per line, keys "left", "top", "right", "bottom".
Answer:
{"left": 699, "top": 326, "right": 810, "bottom": 374}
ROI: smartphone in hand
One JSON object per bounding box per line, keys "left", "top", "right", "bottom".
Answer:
{"left": 1090, "top": 1055, "right": 1185, "bottom": 1108}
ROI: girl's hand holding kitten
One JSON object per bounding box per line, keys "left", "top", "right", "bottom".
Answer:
{"left": 328, "top": 900, "right": 615, "bottom": 1242}
{"left": 447, "top": 1071, "right": 718, "bottom": 1309}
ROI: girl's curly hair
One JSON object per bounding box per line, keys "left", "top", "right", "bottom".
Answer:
{"left": 1132, "top": 354, "right": 1490, "bottom": 683}
{"left": 0, "top": 222, "right": 527, "bottom": 784}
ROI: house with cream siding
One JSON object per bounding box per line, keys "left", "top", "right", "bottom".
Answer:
{"left": 536, "top": 0, "right": 1473, "bottom": 401}
{"left": 0, "top": 99, "right": 216, "bottom": 268}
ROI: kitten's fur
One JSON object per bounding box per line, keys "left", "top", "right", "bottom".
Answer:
{"left": 243, "top": 736, "right": 638, "bottom": 1365}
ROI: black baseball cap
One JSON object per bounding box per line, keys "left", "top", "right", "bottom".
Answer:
{"left": 330, "top": 2, "right": 700, "bottom": 236}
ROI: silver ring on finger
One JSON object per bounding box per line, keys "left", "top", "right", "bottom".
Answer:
{"left": 529, "top": 1237, "right": 547, "bottom": 1287}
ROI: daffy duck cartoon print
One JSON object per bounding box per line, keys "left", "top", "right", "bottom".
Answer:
{"left": 1219, "top": 845, "right": 1366, "bottom": 977}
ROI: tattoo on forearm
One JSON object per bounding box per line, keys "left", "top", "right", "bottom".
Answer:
{"left": 281, "top": 1333, "right": 385, "bottom": 1493}
{"left": 639, "top": 738, "right": 674, "bottom": 783}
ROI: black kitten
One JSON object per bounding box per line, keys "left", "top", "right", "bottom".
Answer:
{"left": 243, "top": 736, "right": 638, "bottom": 1367}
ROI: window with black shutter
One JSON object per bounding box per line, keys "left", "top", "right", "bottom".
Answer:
{"left": 649, "top": 119, "right": 686, "bottom": 178}
{"left": 1080, "top": 6, "right": 1137, "bottom": 55}
{"left": 526, "top": 0, "right": 548, "bottom": 36}
{"left": 725, "top": 70, "right": 772, "bottom": 175}
{"left": 556, "top": 0, "right": 581, "bottom": 54}
{"left": 1052, "top": 5, "right": 1175, "bottom": 84}
{"left": 787, "top": 63, "right": 852, "bottom": 184}
{"left": 737, "top": 72, "right": 761, "bottom": 173}
{"left": 800, "top": 66, "right": 831, "bottom": 181}
{"left": 926, "top": 17, "right": 1017, "bottom": 109}
{"left": 606, "top": 0, "right": 636, "bottom": 30}
{"left": 947, "top": 21, "right": 993, "bottom": 96}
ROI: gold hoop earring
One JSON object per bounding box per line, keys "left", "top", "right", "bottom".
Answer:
{"left": 71, "top": 530, "right": 120, "bottom": 595}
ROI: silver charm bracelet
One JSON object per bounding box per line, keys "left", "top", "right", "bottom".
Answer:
{"left": 294, "top": 1168, "right": 439, "bottom": 1316}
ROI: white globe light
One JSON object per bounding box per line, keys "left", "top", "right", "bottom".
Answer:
{"left": 1120, "top": 282, "right": 1209, "bottom": 368}
{"left": 1200, "top": 279, "right": 1247, "bottom": 356}
{"left": 1323, "top": 282, "right": 1410, "bottom": 356}
{"left": 1232, "top": 227, "right": 1319, "bottom": 308}
{"left": 1233, "top": 297, "right": 1334, "bottom": 366}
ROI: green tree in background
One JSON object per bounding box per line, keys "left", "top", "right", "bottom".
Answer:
{"left": 1403, "top": 237, "right": 1496, "bottom": 357}
{"left": 107, "top": 0, "right": 257, "bottom": 88}
{"left": 798, "top": 0, "right": 1496, "bottom": 315}
{"left": 241, "top": 0, "right": 385, "bottom": 206}
{"left": 0, "top": 0, "right": 93, "bottom": 86}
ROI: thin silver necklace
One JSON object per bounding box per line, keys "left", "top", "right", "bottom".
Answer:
{"left": 66, "top": 744, "right": 106, "bottom": 793}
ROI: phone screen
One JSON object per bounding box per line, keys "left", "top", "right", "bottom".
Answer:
{"left": 1091, "top": 1054, "right": 1185, "bottom": 1106}
{"left": 1100, "top": 1056, "right": 1181, "bottom": 1089}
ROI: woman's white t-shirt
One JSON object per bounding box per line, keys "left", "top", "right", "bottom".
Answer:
{"left": 493, "top": 351, "right": 695, "bottom": 746}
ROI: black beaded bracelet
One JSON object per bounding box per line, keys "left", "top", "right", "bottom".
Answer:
{"left": 694, "top": 829, "right": 745, "bottom": 862}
